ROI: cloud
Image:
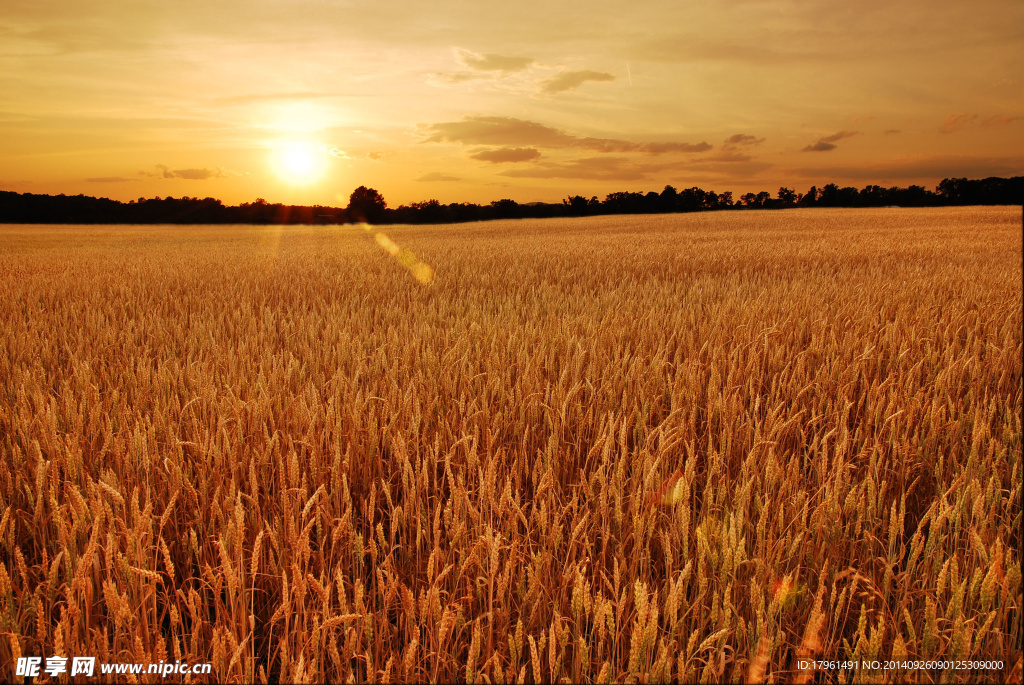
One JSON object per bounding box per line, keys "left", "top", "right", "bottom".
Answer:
{"left": 497, "top": 154, "right": 772, "bottom": 182}
{"left": 139, "top": 164, "right": 227, "bottom": 180}
{"left": 802, "top": 130, "right": 858, "bottom": 152}
{"left": 421, "top": 116, "right": 710, "bottom": 155}
{"left": 821, "top": 131, "right": 859, "bottom": 143}
{"left": 541, "top": 70, "right": 615, "bottom": 94}
{"left": 790, "top": 154, "right": 1024, "bottom": 181}
{"left": 456, "top": 49, "right": 534, "bottom": 72}
{"left": 939, "top": 113, "right": 977, "bottom": 134}
{"left": 469, "top": 147, "right": 541, "bottom": 163}
{"left": 722, "top": 134, "right": 765, "bottom": 150}
{"left": 166, "top": 168, "right": 224, "bottom": 180}
{"left": 323, "top": 147, "right": 349, "bottom": 159}
{"left": 416, "top": 172, "right": 461, "bottom": 182}
{"left": 432, "top": 71, "right": 487, "bottom": 84}
{"left": 884, "top": 129, "right": 901, "bottom": 134}
{"left": 629, "top": 141, "right": 713, "bottom": 154}
{"left": 803, "top": 141, "right": 838, "bottom": 152}
{"left": 981, "top": 114, "right": 1023, "bottom": 126}
{"left": 423, "top": 116, "right": 576, "bottom": 147}
{"left": 85, "top": 176, "right": 133, "bottom": 182}
{"left": 499, "top": 156, "right": 650, "bottom": 181}
{"left": 705, "top": 152, "right": 755, "bottom": 163}
{"left": 214, "top": 91, "right": 361, "bottom": 105}
{"left": 367, "top": 151, "right": 386, "bottom": 160}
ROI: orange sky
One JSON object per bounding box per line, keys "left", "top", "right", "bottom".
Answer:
{"left": 2, "top": 0, "right": 1022, "bottom": 207}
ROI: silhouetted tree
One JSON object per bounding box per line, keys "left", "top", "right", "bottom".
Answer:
{"left": 798, "top": 186, "right": 818, "bottom": 207}
{"left": 677, "top": 187, "right": 707, "bottom": 212}
{"left": 348, "top": 186, "right": 387, "bottom": 223}
{"left": 2, "top": 175, "right": 1018, "bottom": 225}
{"left": 660, "top": 185, "right": 679, "bottom": 211}
{"left": 563, "top": 195, "right": 593, "bottom": 216}
{"left": 490, "top": 198, "right": 519, "bottom": 219}
{"left": 603, "top": 192, "right": 646, "bottom": 214}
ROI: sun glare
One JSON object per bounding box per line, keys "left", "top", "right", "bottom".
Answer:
{"left": 272, "top": 142, "right": 326, "bottom": 185}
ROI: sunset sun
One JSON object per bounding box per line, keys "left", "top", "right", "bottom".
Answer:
{"left": 272, "top": 142, "right": 325, "bottom": 184}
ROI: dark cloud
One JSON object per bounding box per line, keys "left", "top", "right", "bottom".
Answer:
{"left": 803, "top": 141, "right": 837, "bottom": 152}
{"left": 630, "top": 141, "right": 713, "bottom": 154}
{"left": 802, "top": 130, "right": 858, "bottom": 152}
{"left": 85, "top": 176, "right": 133, "bottom": 182}
{"left": 790, "top": 154, "right": 1024, "bottom": 180}
{"left": 416, "top": 172, "right": 461, "bottom": 182}
{"left": 705, "top": 152, "right": 755, "bottom": 163}
{"left": 497, "top": 155, "right": 772, "bottom": 182}
{"left": 457, "top": 49, "right": 534, "bottom": 72}
{"left": 723, "top": 133, "right": 765, "bottom": 148}
{"left": 421, "top": 116, "right": 710, "bottom": 155}
{"left": 469, "top": 147, "right": 541, "bottom": 163}
{"left": 541, "top": 70, "right": 615, "bottom": 94}
{"left": 821, "top": 130, "right": 859, "bottom": 143}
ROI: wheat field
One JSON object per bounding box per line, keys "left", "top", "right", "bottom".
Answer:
{"left": 0, "top": 207, "right": 1020, "bottom": 683}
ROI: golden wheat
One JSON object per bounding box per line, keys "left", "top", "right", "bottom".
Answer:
{"left": 0, "top": 206, "right": 1020, "bottom": 683}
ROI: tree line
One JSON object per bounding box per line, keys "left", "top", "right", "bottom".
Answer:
{"left": 1, "top": 176, "right": 1020, "bottom": 225}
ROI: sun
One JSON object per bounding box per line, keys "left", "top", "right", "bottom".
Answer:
{"left": 272, "top": 142, "right": 326, "bottom": 184}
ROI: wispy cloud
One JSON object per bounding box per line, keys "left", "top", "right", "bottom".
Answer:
{"left": 433, "top": 48, "right": 537, "bottom": 84}
{"left": 416, "top": 172, "right": 461, "bottom": 182}
{"left": 213, "top": 92, "right": 361, "bottom": 106}
{"left": 724, "top": 133, "right": 765, "bottom": 150}
{"left": 940, "top": 113, "right": 977, "bottom": 134}
{"left": 802, "top": 130, "right": 858, "bottom": 152}
{"left": 497, "top": 154, "right": 773, "bottom": 182}
{"left": 790, "top": 154, "right": 1024, "bottom": 180}
{"left": 139, "top": 164, "right": 228, "bottom": 180}
{"left": 85, "top": 176, "right": 133, "bottom": 182}
{"left": 422, "top": 116, "right": 711, "bottom": 154}
{"left": 722, "top": 134, "right": 765, "bottom": 151}
{"left": 981, "top": 114, "right": 1023, "bottom": 127}
{"left": 498, "top": 156, "right": 650, "bottom": 181}
{"left": 469, "top": 147, "right": 541, "bottom": 163}
{"left": 541, "top": 70, "right": 615, "bottom": 94}
{"left": 323, "top": 147, "right": 349, "bottom": 159}
{"left": 456, "top": 49, "right": 534, "bottom": 72}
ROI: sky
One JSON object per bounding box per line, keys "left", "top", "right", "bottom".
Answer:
{"left": 1, "top": 0, "right": 1022, "bottom": 207}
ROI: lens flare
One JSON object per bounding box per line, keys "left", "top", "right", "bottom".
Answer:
{"left": 364, "top": 225, "right": 434, "bottom": 284}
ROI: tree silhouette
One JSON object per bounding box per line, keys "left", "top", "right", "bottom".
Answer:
{"left": 1, "top": 176, "right": 1018, "bottom": 225}
{"left": 348, "top": 186, "right": 387, "bottom": 223}
{"left": 777, "top": 187, "right": 796, "bottom": 207}
{"left": 798, "top": 186, "right": 818, "bottom": 206}
{"left": 490, "top": 198, "right": 519, "bottom": 219}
